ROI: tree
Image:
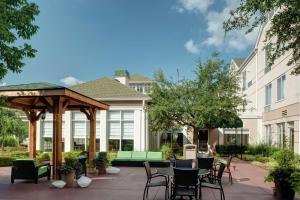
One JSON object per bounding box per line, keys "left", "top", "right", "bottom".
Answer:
{"left": 0, "top": 108, "right": 28, "bottom": 148}
{"left": 0, "top": 0, "right": 39, "bottom": 80}
{"left": 148, "top": 53, "right": 243, "bottom": 145}
{"left": 223, "top": 0, "right": 300, "bottom": 75}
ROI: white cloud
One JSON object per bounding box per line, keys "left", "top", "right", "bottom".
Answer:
{"left": 177, "top": 0, "right": 258, "bottom": 51}
{"left": 184, "top": 39, "right": 200, "bottom": 54}
{"left": 178, "top": 0, "right": 213, "bottom": 13}
{"left": 203, "top": 0, "right": 258, "bottom": 51}
{"left": 60, "top": 76, "right": 84, "bottom": 86}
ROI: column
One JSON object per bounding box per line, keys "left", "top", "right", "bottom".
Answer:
{"left": 134, "top": 110, "right": 141, "bottom": 151}
{"left": 100, "top": 110, "right": 107, "bottom": 152}
{"left": 88, "top": 108, "right": 96, "bottom": 167}
{"left": 52, "top": 97, "right": 63, "bottom": 180}
{"left": 29, "top": 117, "right": 37, "bottom": 158}
{"left": 64, "top": 111, "right": 72, "bottom": 152}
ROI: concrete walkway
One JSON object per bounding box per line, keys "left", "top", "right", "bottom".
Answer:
{"left": 0, "top": 158, "right": 297, "bottom": 200}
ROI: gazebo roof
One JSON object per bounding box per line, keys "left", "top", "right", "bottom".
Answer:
{"left": 0, "top": 82, "right": 109, "bottom": 111}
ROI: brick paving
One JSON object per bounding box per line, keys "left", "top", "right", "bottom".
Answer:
{"left": 0, "top": 158, "right": 298, "bottom": 200}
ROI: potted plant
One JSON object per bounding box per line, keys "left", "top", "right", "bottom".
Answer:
{"left": 265, "top": 148, "right": 300, "bottom": 200}
{"left": 94, "top": 152, "right": 107, "bottom": 175}
{"left": 60, "top": 152, "right": 79, "bottom": 187}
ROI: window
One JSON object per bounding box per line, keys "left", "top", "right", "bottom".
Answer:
{"left": 109, "top": 139, "right": 120, "bottom": 151}
{"left": 242, "top": 71, "right": 246, "bottom": 91}
{"left": 277, "top": 74, "right": 286, "bottom": 101}
{"left": 73, "top": 138, "right": 85, "bottom": 151}
{"left": 265, "top": 83, "right": 272, "bottom": 112}
{"left": 108, "top": 110, "right": 134, "bottom": 151}
{"left": 265, "top": 125, "right": 272, "bottom": 145}
{"left": 43, "top": 138, "right": 52, "bottom": 151}
{"left": 223, "top": 128, "right": 249, "bottom": 145}
{"left": 277, "top": 123, "right": 285, "bottom": 148}
{"left": 265, "top": 44, "right": 272, "bottom": 73}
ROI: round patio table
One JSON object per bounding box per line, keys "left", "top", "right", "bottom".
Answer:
{"left": 156, "top": 167, "right": 209, "bottom": 177}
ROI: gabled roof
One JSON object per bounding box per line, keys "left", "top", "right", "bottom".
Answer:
{"left": 70, "top": 77, "right": 149, "bottom": 100}
{"left": 232, "top": 58, "right": 245, "bottom": 67}
{"left": 129, "top": 74, "right": 153, "bottom": 82}
{"left": 0, "top": 82, "right": 64, "bottom": 91}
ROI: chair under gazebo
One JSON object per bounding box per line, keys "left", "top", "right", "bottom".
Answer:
{"left": 0, "top": 82, "right": 109, "bottom": 179}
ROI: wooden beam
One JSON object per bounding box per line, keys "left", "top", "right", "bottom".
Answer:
{"left": 52, "top": 96, "right": 63, "bottom": 180}
{"left": 80, "top": 107, "right": 91, "bottom": 120}
{"left": 39, "top": 96, "right": 53, "bottom": 113}
{"left": 62, "top": 99, "right": 70, "bottom": 113}
{"left": 88, "top": 107, "right": 96, "bottom": 167}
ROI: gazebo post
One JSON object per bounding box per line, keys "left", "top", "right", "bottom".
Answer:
{"left": 89, "top": 108, "right": 96, "bottom": 167}
{"left": 24, "top": 109, "right": 41, "bottom": 159}
{"left": 29, "top": 118, "right": 37, "bottom": 159}
{"left": 52, "top": 97, "right": 63, "bottom": 180}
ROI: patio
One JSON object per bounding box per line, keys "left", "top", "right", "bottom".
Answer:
{"left": 0, "top": 158, "right": 294, "bottom": 200}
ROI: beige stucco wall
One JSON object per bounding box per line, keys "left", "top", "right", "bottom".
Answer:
{"left": 237, "top": 18, "right": 300, "bottom": 153}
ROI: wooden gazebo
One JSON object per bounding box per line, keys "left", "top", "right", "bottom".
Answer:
{"left": 0, "top": 83, "right": 109, "bottom": 179}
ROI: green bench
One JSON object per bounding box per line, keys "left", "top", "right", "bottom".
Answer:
{"left": 112, "top": 151, "right": 168, "bottom": 167}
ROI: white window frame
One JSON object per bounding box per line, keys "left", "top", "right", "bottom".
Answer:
{"left": 277, "top": 74, "right": 286, "bottom": 101}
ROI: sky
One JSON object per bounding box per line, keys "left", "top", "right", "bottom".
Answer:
{"left": 2, "top": 0, "right": 258, "bottom": 87}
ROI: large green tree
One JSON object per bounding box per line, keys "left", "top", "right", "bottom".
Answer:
{"left": 148, "top": 53, "right": 243, "bottom": 145}
{"left": 0, "top": 108, "right": 28, "bottom": 148}
{"left": 223, "top": 0, "right": 300, "bottom": 75}
{"left": 0, "top": 0, "right": 39, "bottom": 80}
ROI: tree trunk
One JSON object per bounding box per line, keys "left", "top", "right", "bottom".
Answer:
{"left": 192, "top": 127, "right": 199, "bottom": 148}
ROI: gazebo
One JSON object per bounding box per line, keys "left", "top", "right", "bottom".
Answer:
{"left": 0, "top": 83, "right": 109, "bottom": 179}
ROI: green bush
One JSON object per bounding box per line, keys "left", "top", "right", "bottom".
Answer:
{"left": 161, "top": 143, "right": 172, "bottom": 160}
{"left": 0, "top": 136, "right": 19, "bottom": 147}
{"left": 36, "top": 152, "right": 51, "bottom": 164}
{"left": 0, "top": 156, "right": 15, "bottom": 167}
{"left": 216, "top": 144, "right": 247, "bottom": 155}
{"left": 247, "top": 144, "right": 278, "bottom": 156}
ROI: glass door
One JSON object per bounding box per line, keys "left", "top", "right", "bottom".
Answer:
{"left": 198, "top": 129, "right": 209, "bottom": 152}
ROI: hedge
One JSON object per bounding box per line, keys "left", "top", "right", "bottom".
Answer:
{"left": 216, "top": 144, "right": 247, "bottom": 155}
{"left": 0, "top": 156, "right": 16, "bottom": 167}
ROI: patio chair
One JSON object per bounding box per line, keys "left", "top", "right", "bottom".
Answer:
{"left": 224, "top": 156, "right": 233, "bottom": 184}
{"left": 143, "top": 161, "right": 169, "bottom": 200}
{"left": 175, "top": 159, "right": 193, "bottom": 168}
{"left": 11, "top": 159, "right": 51, "bottom": 184}
{"left": 171, "top": 168, "right": 199, "bottom": 200}
{"left": 197, "top": 157, "right": 214, "bottom": 182}
{"left": 200, "top": 163, "right": 226, "bottom": 200}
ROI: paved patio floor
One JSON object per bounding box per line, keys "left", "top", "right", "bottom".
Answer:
{"left": 0, "top": 158, "right": 298, "bottom": 200}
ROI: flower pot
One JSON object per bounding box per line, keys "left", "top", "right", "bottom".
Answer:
{"left": 274, "top": 177, "right": 295, "bottom": 200}
{"left": 61, "top": 171, "right": 75, "bottom": 187}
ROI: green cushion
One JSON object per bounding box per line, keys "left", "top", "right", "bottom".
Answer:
{"left": 38, "top": 166, "right": 48, "bottom": 176}
{"left": 116, "top": 151, "right": 132, "bottom": 160}
{"left": 131, "top": 152, "right": 147, "bottom": 160}
{"left": 147, "top": 152, "right": 162, "bottom": 161}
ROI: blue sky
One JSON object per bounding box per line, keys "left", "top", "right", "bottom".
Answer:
{"left": 2, "top": 0, "right": 258, "bottom": 86}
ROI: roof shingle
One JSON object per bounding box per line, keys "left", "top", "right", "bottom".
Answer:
{"left": 70, "top": 77, "right": 149, "bottom": 100}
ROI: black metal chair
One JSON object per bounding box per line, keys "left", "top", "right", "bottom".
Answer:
{"left": 175, "top": 159, "right": 193, "bottom": 168}
{"left": 171, "top": 168, "right": 199, "bottom": 200}
{"left": 224, "top": 156, "right": 233, "bottom": 184}
{"left": 11, "top": 159, "right": 51, "bottom": 184}
{"left": 197, "top": 157, "right": 214, "bottom": 182}
{"left": 200, "top": 163, "right": 226, "bottom": 200}
{"left": 143, "top": 161, "right": 169, "bottom": 200}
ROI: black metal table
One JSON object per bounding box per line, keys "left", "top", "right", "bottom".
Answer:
{"left": 156, "top": 167, "right": 210, "bottom": 177}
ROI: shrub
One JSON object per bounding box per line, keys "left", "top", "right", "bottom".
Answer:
{"left": 0, "top": 136, "right": 19, "bottom": 147}
{"left": 216, "top": 144, "right": 247, "bottom": 155}
{"left": 247, "top": 144, "right": 278, "bottom": 156}
{"left": 0, "top": 156, "right": 15, "bottom": 167}
{"left": 161, "top": 143, "right": 172, "bottom": 160}
{"left": 36, "top": 152, "right": 51, "bottom": 164}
